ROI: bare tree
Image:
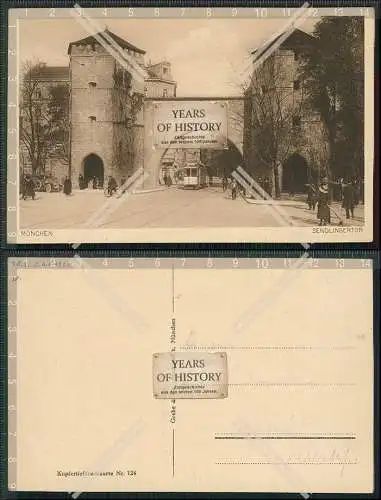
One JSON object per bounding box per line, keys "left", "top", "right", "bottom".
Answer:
{"left": 246, "top": 55, "right": 307, "bottom": 199}
{"left": 20, "top": 60, "right": 71, "bottom": 178}
{"left": 47, "top": 83, "right": 70, "bottom": 168}
{"left": 20, "top": 60, "right": 53, "bottom": 175}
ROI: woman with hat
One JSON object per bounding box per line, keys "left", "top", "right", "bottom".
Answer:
{"left": 317, "top": 182, "right": 330, "bottom": 225}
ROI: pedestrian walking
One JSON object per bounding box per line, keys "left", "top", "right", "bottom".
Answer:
{"left": 63, "top": 176, "right": 72, "bottom": 196}
{"left": 165, "top": 174, "right": 172, "bottom": 187}
{"left": 78, "top": 173, "right": 85, "bottom": 190}
{"left": 106, "top": 175, "right": 118, "bottom": 196}
{"left": 22, "top": 174, "right": 35, "bottom": 200}
{"left": 263, "top": 177, "right": 271, "bottom": 197}
{"left": 317, "top": 183, "right": 330, "bottom": 225}
{"left": 222, "top": 176, "right": 228, "bottom": 192}
{"left": 306, "top": 183, "right": 317, "bottom": 210}
{"left": 342, "top": 178, "right": 355, "bottom": 219}
{"left": 231, "top": 179, "right": 238, "bottom": 200}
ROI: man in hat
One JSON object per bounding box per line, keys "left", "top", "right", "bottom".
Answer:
{"left": 317, "top": 182, "right": 330, "bottom": 225}
{"left": 342, "top": 178, "right": 355, "bottom": 219}
{"left": 63, "top": 176, "right": 72, "bottom": 196}
{"left": 306, "top": 183, "right": 317, "bottom": 210}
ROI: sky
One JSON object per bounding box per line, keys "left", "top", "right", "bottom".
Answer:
{"left": 18, "top": 16, "right": 318, "bottom": 96}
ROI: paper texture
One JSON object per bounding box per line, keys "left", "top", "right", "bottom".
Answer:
{"left": 7, "top": 9, "right": 375, "bottom": 243}
{"left": 13, "top": 260, "right": 374, "bottom": 493}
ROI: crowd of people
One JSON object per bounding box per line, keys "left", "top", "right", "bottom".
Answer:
{"left": 306, "top": 177, "right": 362, "bottom": 226}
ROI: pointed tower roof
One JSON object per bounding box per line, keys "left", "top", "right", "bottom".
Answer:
{"left": 68, "top": 29, "right": 146, "bottom": 55}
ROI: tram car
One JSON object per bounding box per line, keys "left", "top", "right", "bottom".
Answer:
{"left": 183, "top": 162, "right": 207, "bottom": 189}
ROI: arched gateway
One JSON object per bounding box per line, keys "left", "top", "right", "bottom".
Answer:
{"left": 83, "top": 154, "right": 104, "bottom": 186}
{"left": 141, "top": 98, "right": 244, "bottom": 188}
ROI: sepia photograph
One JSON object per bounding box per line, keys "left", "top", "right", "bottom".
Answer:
{"left": 8, "top": 256, "right": 374, "bottom": 493}
{"left": 8, "top": 7, "right": 374, "bottom": 243}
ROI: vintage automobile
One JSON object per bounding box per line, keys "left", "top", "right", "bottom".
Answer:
{"left": 32, "top": 175, "right": 62, "bottom": 193}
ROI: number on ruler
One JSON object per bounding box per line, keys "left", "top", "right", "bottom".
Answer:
{"left": 256, "top": 258, "right": 269, "bottom": 269}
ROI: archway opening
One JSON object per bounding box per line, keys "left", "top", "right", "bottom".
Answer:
{"left": 156, "top": 141, "right": 244, "bottom": 186}
{"left": 200, "top": 140, "right": 243, "bottom": 179}
{"left": 282, "top": 154, "right": 310, "bottom": 194}
{"left": 83, "top": 154, "right": 104, "bottom": 187}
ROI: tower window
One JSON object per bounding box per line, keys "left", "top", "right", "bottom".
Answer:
{"left": 163, "top": 66, "right": 168, "bottom": 74}
{"left": 293, "top": 79, "right": 300, "bottom": 91}
{"left": 89, "top": 115, "right": 97, "bottom": 122}
{"left": 88, "top": 81, "right": 97, "bottom": 88}
{"left": 163, "top": 88, "right": 168, "bottom": 98}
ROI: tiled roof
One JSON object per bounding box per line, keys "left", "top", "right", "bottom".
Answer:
{"left": 251, "top": 28, "right": 315, "bottom": 56}
{"left": 29, "top": 66, "right": 69, "bottom": 81}
{"left": 68, "top": 29, "right": 146, "bottom": 55}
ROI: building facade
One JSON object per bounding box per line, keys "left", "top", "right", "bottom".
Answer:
{"left": 68, "top": 30, "right": 177, "bottom": 188}
{"left": 20, "top": 29, "right": 177, "bottom": 189}
{"left": 243, "top": 29, "right": 329, "bottom": 195}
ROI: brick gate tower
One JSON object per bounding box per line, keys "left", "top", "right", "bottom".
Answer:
{"left": 68, "top": 29, "right": 147, "bottom": 189}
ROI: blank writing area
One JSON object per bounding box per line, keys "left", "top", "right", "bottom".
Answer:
{"left": 172, "top": 268, "right": 373, "bottom": 493}
{"left": 14, "top": 263, "right": 374, "bottom": 493}
{"left": 16, "top": 267, "right": 174, "bottom": 491}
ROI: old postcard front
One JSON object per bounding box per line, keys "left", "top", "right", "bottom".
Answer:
{"left": 9, "top": 257, "right": 374, "bottom": 493}
{"left": 7, "top": 7, "right": 374, "bottom": 243}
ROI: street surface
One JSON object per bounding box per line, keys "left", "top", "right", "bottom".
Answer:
{"left": 19, "top": 186, "right": 365, "bottom": 229}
